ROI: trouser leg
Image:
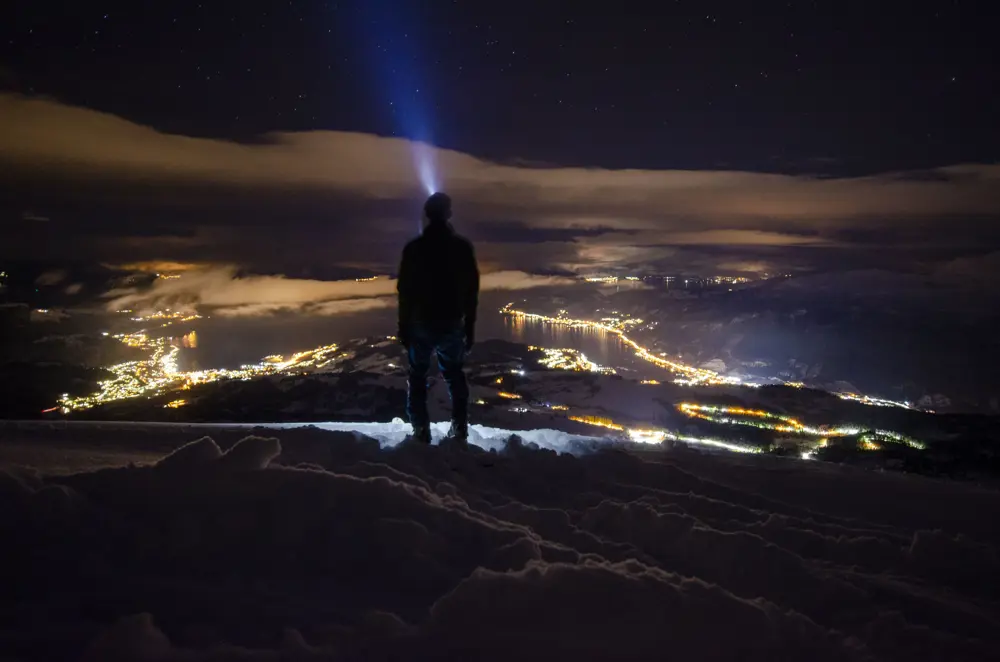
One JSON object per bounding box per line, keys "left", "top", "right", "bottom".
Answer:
{"left": 436, "top": 327, "right": 469, "bottom": 425}
{"left": 406, "top": 332, "right": 433, "bottom": 429}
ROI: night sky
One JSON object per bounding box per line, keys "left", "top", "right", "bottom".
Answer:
{"left": 1, "top": 1, "right": 998, "bottom": 281}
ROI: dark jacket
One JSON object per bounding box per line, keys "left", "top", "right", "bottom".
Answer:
{"left": 397, "top": 221, "right": 480, "bottom": 338}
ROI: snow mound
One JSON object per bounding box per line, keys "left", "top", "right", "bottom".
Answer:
{"left": 154, "top": 435, "right": 282, "bottom": 472}
{"left": 155, "top": 435, "right": 223, "bottom": 470}
{"left": 260, "top": 417, "right": 607, "bottom": 454}
{"left": 2, "top": 426, "right": 999, "bottom": 661}
{"left": 217, "top": 435, "right": 282, "bottom": 471}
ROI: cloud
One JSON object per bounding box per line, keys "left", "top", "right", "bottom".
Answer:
{"left": 470, "top": 221, "right": 625, "bottom": 244}
{"left": 662, "top": 229, "right": 834, "bottom": 246}
{"left": 104, "top": 267, "right": 571, "bottom": 317}
{"left": 2, "top": 94, "right": 1000, "bottom": 277}
{"left": 213, "top": 297, "right": 396, "bottom": 318}
{"left": 480, "top": 270, "right": 572, "bottom": 290}
{"left": 2, "top": 94, "right": 998, "bottom": 227}
{"left": 35, "top": 269, "right": 68, "bottom": 286}
{"left": 714, "top": 261, "right": 775, "bottom": 275}
{"left": 932, "top": 251, "right": 1000, "bottom": 286}
{"left": 111, "top": 261, "right": 205, "bottom": 274}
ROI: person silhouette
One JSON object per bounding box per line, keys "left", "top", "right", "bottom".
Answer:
{"left": 396, "top": 192, "right": 479, "bottom": 444}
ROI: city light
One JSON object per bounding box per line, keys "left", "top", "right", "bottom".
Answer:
{"left": 860, "top": 437, "right": 881, "bottom": 451}
{"left": 662, "top": 430, "right": 764, "bottom": 454}
{"left": 503, "top": 303, "right": 919, "bottom": 409}
{"left": 676, "top": 402, "right": 925, "bottom": 450}
{"left": 543, "top": 396, "right": 926, "bottom": 457}
{"left": 678, "top": 402, "right": 814, "bottom": 434}
{"left": 57, "top": 311, "right": 343, "bottom": 412}
{"left": 504, "top": 304, "right": 741, "bottom": 386}
{"left": 569, "top": 415, "right": 624, "bottom": 431}
{"left": 531, "top": 346, "right": 615, "bottom": 374}
{"left": 57, "top": 303, "right": 928, "bottom": 467}
{"left": 710, "top": 276, "right": 750, "bottom": 285}
{"left": 627, "top": 428, "right": 667, "bottom": 444}
{"left": 833, "top": 392, "right": 914, "bottom": 410}
{"left": 568, "top": 414, "right": 763, "bottom": 454}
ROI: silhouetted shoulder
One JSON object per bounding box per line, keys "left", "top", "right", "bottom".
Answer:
{"left": 451, "top": 233, "right": 475, "bottom": 253}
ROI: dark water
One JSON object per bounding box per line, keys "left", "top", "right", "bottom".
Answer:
{"left": 494, "top": 312, "right": 640, "bottom": 369}
{"left": 178, "top": 307, "right": 641, "bottom": 374}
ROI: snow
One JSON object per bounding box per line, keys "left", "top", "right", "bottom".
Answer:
{"left": 281, "top": 418, "right": 608, "bottom": 454}
{"left": 22, "top": 418, "right": 609, "bottom": 456}
{"left": 1, "top": 423, "right": 999, "bottom": 661}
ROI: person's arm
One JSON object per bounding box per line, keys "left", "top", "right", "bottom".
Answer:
{"left": 463, "top": 242, "right": 480, "bottom": 348}
{"left": 396, "top": 244, "right": 414, "bottom": 346}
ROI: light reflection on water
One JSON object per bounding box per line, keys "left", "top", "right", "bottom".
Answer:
{"left": 497, "top": 311, "right": 637, "bottom": 368}
{"left": 178, "top": 309, "right": 641, "bottom": 373}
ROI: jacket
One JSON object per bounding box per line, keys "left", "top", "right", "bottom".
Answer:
{"left": 397, "top": 221, "right": 480, "bottom": 336}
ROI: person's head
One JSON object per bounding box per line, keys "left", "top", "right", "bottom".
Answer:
{"left": 423, "top": 192, "right": 452, "bottom": 227}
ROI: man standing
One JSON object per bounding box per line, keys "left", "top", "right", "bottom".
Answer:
{"left": 397, "top": 192, "right": 479, "bottom": 445}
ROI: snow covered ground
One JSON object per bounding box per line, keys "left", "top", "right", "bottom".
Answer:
{"left": 239, "top": 419, "right": 608, "bottom": 453}
{"left": 2, "top": 421, "right": 999, "bottom": 661}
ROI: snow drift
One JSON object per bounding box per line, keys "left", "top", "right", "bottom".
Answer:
{"left": 1, "top": 426, "right": 998, "bottom": 661}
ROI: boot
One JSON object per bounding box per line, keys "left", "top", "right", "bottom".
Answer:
{"left": 411, "top": 425, "right": 431, "bottom": 445}
{"left": 448, "top": 420, "right": 468, "bottom": 445}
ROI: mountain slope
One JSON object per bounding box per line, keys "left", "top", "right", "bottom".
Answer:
{"left": 1, "top": 423, "right": 998, "bottom": 660}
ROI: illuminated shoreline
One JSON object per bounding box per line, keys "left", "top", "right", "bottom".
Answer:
{"left": 504, "top": 303, "right": 736, "bottom": 386}
{"left": 501, "top": 303, "right": 926, "bottom": 457}
{"left": 676, "top": 402, "right": 924, "bottom": 449}
{"left": 530, "top": 346, "right": 615, "bottom": 374}
{"left": 562, "top": 402, "right": 922, "bottom": 456}
{"left": 501, "top": 303, "right": 916, "bottom": 410}
{"left": 57, "top": 306, "right": 925, "bottom": 462}
{"left": 58, "top": 311, "right": 346, "bottom": 412}
{"left": 566, "top": 414, "right": 764, "bottom": 454}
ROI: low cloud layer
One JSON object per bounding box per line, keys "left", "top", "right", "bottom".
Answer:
{"left": 105, "top": 267, "right": 570, "bottom": 317}
{"left": 2, "top": 93, "right": 999, "bottom": 276}
{"left": 3, "top": 94, "right": 999, "bottom": 222}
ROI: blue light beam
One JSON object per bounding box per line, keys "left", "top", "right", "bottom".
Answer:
{"left": 412, "top": 141, "right": 439, "bottom": 195}
{"left": 349, "top": 1, "right": 440, "bottom": 197}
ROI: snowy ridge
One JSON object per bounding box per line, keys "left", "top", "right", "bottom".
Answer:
{"left": 2, "top": 424, "right": 999, "bottom": 661}
{"left": 245, "top": 419, "right": 608, "bottom": 453}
